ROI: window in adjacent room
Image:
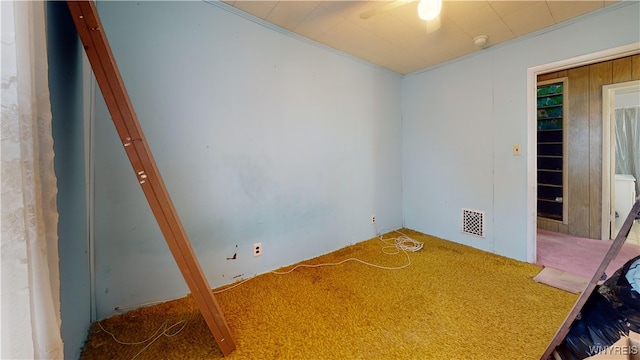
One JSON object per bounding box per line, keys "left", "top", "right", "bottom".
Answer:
{"left": 537, "top": 78, "right": 568, "bottom": 222}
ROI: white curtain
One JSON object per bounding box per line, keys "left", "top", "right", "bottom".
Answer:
{"left": 1, "top": 1, "right": 64, "bottom": 359}
{"left": 615, "top": 106, "right": 640, "bottom": 195}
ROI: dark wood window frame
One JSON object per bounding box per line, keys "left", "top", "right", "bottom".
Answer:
{"left": 537, "top": 77, "right": 568, "bottom": 223}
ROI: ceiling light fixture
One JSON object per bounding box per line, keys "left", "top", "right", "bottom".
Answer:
{"left": 418, "top": 0, "right": 442, "bottom": 21}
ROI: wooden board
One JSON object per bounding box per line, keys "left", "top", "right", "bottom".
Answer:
{"left": 66, "top": 1, "right": 236, "bottom": 356}
{"left": 612, "top": 57, "right": 632, "bottom": 83}
{"left": 632, "top": 55, "right": 640, "bottom": 80}
{"left": 533, "top": 267, "right": 589, "bottom": 294}
{"left": 567, "top": 66, "right": 591, "bottom": 238}
{"left": 589, "top": 62, "right": 612, "bottom": 240}
{"left": 541, "top": 198, "right": 640, "bottom": 359}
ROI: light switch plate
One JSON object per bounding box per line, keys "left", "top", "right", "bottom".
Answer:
{"left": 513, "top": 144, "right": 522, "bottom": 156}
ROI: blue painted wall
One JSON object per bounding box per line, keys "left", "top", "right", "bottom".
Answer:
{"left": 403, "top": 2, "right": 640, "bottom": 261}
{"left": 46, "top": 2, "right": 90, "bottom": 359}
{"left": 48, "top": 0, "right": 640, "bottom": 352}
{"left": 92, "top": 1, "right": 403, "bottom": 319}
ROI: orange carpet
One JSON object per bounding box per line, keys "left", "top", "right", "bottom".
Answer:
{"left": 81, "top": 229, "right": 577, "bottom": 359}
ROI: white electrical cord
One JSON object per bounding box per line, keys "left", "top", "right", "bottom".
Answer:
{"left": 103, "top": 230, "right": 423, "bottom": 359}
{"left": 97, "top": 319, "right": 187, "bottom": 360}
{"left": 380, "top": 231, "right": 424, "bottom": 254}
{"left": 214, "top": 230, "right": 423, "bottom": 294}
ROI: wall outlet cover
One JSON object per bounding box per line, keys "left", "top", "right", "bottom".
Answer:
{"left": 253, "top": 243, "right": 262, "bottom": 257}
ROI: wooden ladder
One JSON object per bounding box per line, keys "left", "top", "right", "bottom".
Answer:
{"left": 541, "top": 197, "right": 640, "bottom": 359}
{"left": 66, "top": 1, "right": 236, "bottom": 356}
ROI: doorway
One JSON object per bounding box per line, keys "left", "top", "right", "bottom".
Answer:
{"left": 526, "top": 43, "right": 640, "bottom": 263}
{"left": 603, "top": 80, "right": 640, "bottom": 244}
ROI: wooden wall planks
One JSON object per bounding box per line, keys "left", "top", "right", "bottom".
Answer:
{"left": 537, "top": 54, "right": 638, "bottom": 239}
{"left": 612, "top": 57, "right": 632, "bottom": 83}
{"left": 632, "top": 55, "right": 640, "bottom": 80}
{"left": 567, "top": 66, "right": 591, "bottom": 238}
{"left": 537, "top": 70, "right": 567, "bottom": 82}
{"left": 588, "top": 61, "right": 611, "bottom": 239}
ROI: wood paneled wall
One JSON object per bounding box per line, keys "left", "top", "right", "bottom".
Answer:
{"left": 537, "top": 54, "right": 640, "bottom": 239}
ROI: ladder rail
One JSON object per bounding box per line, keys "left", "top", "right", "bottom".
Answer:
{"left": 540, "top": 198, "right": 640, "bottom": 359}
{"left": 66, "top": 1, "right": 236, "bottom": 355}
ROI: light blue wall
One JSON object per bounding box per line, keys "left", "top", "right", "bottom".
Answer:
{"left": 46, "top": 2, "right": 90, "bottom": 359}
{"left": 92, "top": 1, "right": 403, "bottom": 319}
{"left": 90, "top": 0, "right": 639, "bottom": 320}
{"left": 403, "top": 2, "right": 640, "bottom": 261}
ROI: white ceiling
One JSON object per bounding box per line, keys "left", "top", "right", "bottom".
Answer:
{"left": 221, "top": 0, "right": 620, "bottom": 74}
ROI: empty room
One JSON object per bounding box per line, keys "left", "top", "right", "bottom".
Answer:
{"left": 3, "top": 0, "right": 640, "bottom": 359}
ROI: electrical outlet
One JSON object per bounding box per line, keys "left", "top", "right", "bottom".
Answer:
{"left": 253, "top": 243, "right": 262, "bottom": 257}
{"left": 371, "top": 215, "right": 376, "bottom": 224}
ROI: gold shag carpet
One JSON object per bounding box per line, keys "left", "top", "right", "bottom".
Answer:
{"left": 80, "top": 229, "right": 577, "bottom": 359}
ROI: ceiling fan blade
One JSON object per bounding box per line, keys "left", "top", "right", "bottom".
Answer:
{"left": 359, "top": 0, "right": 415, "bottom": 20}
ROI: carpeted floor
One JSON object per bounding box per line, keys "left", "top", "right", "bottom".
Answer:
{"left": 80, "top": 229, "right": 577, "bottom": 359}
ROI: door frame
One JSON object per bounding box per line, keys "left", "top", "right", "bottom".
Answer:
{"left": 526, "top": 42, "right": 640, "bottom": 263}
{"left": 603, "top": 80, "right": 640, "bottom": 240}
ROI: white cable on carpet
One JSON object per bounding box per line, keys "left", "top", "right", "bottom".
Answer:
{"left": 214, "top": 229, "right": 423, "bottom": 294}
{"left": 97, "top": 319, "right": 188, "bottom": 360}
{"left": 103, "top": 230, "right": 423, "bottom": 359}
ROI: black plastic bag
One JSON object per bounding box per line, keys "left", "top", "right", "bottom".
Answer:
{"left": 555, "top": 255, "right": 640, "bottom": 359}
